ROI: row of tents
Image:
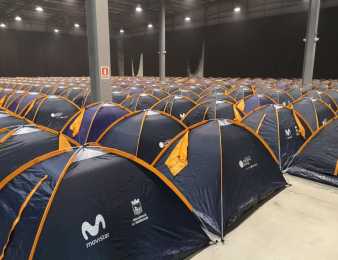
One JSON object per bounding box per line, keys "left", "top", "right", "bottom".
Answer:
{"left": 0, "top": 76, "right": 337, "bottom": 259}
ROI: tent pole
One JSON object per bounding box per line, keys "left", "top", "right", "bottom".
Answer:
{"left": 302, "top": 0, "right": 321, "bottom": 88}
{"left": 85, "top": 0, "right": 112, "bottom": 102}
{"left": 159, "top": 0, "right": 166, "bottom": 82}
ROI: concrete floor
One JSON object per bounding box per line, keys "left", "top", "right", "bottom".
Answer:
{"left": 193, "top": 175, "right": 338, "bottom": 260}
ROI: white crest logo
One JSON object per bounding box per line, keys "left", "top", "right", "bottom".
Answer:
{"left": 131, "top": 199, "right": 143, "bottom": 216}
{"left": 285, "top": 128, "right": 292, "bottom": 137}
{"left": 238, "top": 155, "right": 258, "bottom": 170}
{"left": 81, "top": 214, "right": 106, "bottom": 241}
{"left": 179, "top": 113, "right": 186, "bottom": 119}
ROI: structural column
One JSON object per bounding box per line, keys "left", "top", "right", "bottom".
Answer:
{"left": 85, "top": 0, "right": 112, "bottom": 102}
{"left": 302, "top": 0, "right": 321, "bottom": 87}
{"left": 159, "top": 0, "right": 166, "bottom": 82}
{"left": 117, "top": 37, "right": 125, "bottom": 76}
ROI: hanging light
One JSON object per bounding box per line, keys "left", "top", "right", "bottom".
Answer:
{"left": 147, "top": 23, "right": 153, "bottom": 29}
{"left": 234, "top": 6, "right": 241, "bottom": 13}
{"left": 35, "top": 6, "right": 44, "bottom": 12}
{"left": 15, "top": 16, "right": 22, "bottom": 22}
{"left": 184, "top": 16, "right": 191, "bottom": 22}
{"left": 135, "top": 5, "right": 143, "bottom": 13}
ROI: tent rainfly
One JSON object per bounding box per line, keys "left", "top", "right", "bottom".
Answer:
{"left": 97, "top": 110, "right": 186, "bottom": 164}
{"left": 153, "top": 120, "right": 287, "bottom": 239}
{"left": 62, "top": 103, "right": 130, "bottom": 145}
{"left": 286, "top": 117, "right": 338, "bottom": 187}
{"left": 151, "top": 95, "right": 197, "bottom": 120}
{"left": 183, "top": 100, "right": 239, "bottom": 126}
{"left": 242, "top": 104, "right": 312, "bottom": 170}
{"left": 0, "top": 146, "right": 210, "bottom": 260}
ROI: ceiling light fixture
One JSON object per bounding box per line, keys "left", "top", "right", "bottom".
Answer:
{"left": 136, "top": 5, "right": 143, "bottom": 13}
{"left": 15, "top": 16, "right": 22, "bottom": 22}
{"left": 120, "top": 28, "right": 125, "bottom": 34}
{"left": 234, "top": 6, "right": 241, "bottom": 13}
{"left": 147, "top": 23, "right": 153, "bottom": 29}
{"left": 35, "top": 6, "right": 44, "bottom": 12}
{"left": 54, "top": 28, "right": 60, "bottom": 33}
{"left": 0, "top": 23, "right": 6, "bottom": 28}
{"left": 74, "top": 23, "right": 80, "bottom": 28}
{"left": 185, "top": 16, "right": 191, "bottom": 22}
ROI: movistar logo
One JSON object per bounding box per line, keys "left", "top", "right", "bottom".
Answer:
{"left": 82, "top": 214, "right": 106, "bottom": 240}
{"left": 81, "top": 214, "right": 110, "bottom": 248}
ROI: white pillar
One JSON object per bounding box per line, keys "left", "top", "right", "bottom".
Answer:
{"left": 85, "top": 0, "right": 112, "bottom": 102}
{"left": 302, "top": 0, "right": 321, "bottom": 87}
{"left": 159, "top": 0, "right": 166, "bottom": 82}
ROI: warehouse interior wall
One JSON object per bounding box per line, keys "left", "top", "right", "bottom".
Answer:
{"left": 0, "top": 7, "right": 337, "bottom": 78}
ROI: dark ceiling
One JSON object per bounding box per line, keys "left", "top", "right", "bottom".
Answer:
{"left": 0, "top": 0, "right": 217, "bottom": 34}
{"left": 0, "top": 0, "right": 338, "bottom": 36}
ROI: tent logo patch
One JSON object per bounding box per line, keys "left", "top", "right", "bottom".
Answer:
{"left": 81, "top": 214, "right": 110, "bottom": 248}
{"left": 238, "top": 156, "right": 258, "bottom": 170}
{"left": 131, "top": 199, "right": 143, "bottom": 216}
{"left": 50, "top": 112, "right": 64, "bottom": 118}
{"left": 159, "top": 140, "right": 171, "bottom": 149}
{"left": 131, "top": 198, "right": 149, "bottom": 226}
{"left": 285, "top": 128, "right": 294, "bottom": 139}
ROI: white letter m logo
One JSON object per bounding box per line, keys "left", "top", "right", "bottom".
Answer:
{"left": 81, "top": 214, "right": 106, "bottom": 241}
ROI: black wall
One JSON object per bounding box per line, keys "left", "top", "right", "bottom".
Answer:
{"left": 0, "top": 30, "right": 89, "bottom": 77}
{"left": 0, "top": 7, "right": 337, "bottom": 78}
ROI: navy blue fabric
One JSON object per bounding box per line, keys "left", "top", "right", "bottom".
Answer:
{"left": 87, "top": 105, "right": 128, "bottom": 142}
{"left": 0, "top": 129, "right": 59, "bottom": 183}
{"left": 121, "top": 94, "right": 158, "bottom": 111}
{"left": 294, "top": 98, "right": 335, "bottom": 131}
{"left": 99, "top": 112, "right": 144, "bottom": 155}
{"left": 266, "top": 91, "right": 292, "bottom": 105}
{"left": 287, "top": 119, "right": 338, "bottom": 187}
{"left": 183, "top": 101, "right": 235, "bottom": 126}
{"left": 0, "top": 114, "right": 26, "bottom": 129}
{"left": 64, "top": 105, "right": 97, "bottom": 144}
{"left": 16, "top": 94, "right": 41, "bottom": 115}
{"left": 156, "top": 120, "right": 286, "bottom": 238}
{"left": 152, "top": 96, "right": 196, "bottom": 120}
{"left": 229, "top": 86, "right": 253, "bottom": 101}
{"left": 34, "top": 153, "right": 209, "bottom": 260}
{"left": 112, "top": 91, "right": 128, "bottom": 104}
{"left": 156, "top": 122, "right": 223, "bottom": 235}
{"left": 33, "top": 98, "right": 79, "bottom": 131}
{"left": 220, "top": 122, "right": 286, "bottom": 229}
{"left": 243, "top": 95, "right": 274, "bottom": 113}
{"left": 0, "top": 152, "right": 73, "bottom": 259}
{"left": 137, "top": 112, "right": 185, "bottom": 163}
{"left": 6, "top": 93, "right": 25, "bottom": 112}
{"left": 244, "top": 105, "right": 311, "bottom": 170}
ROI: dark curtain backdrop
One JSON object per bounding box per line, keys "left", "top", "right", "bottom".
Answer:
{"left": 0, "top": 7, "right": 337, "bottom": 78}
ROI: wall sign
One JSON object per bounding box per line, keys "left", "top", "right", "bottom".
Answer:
{"left": 100, "top": 66, "right": 110, "bottom": 79}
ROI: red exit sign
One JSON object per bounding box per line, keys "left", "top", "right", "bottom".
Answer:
{"left": 100, "top": 66, "right": 110, "bottom": 79}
